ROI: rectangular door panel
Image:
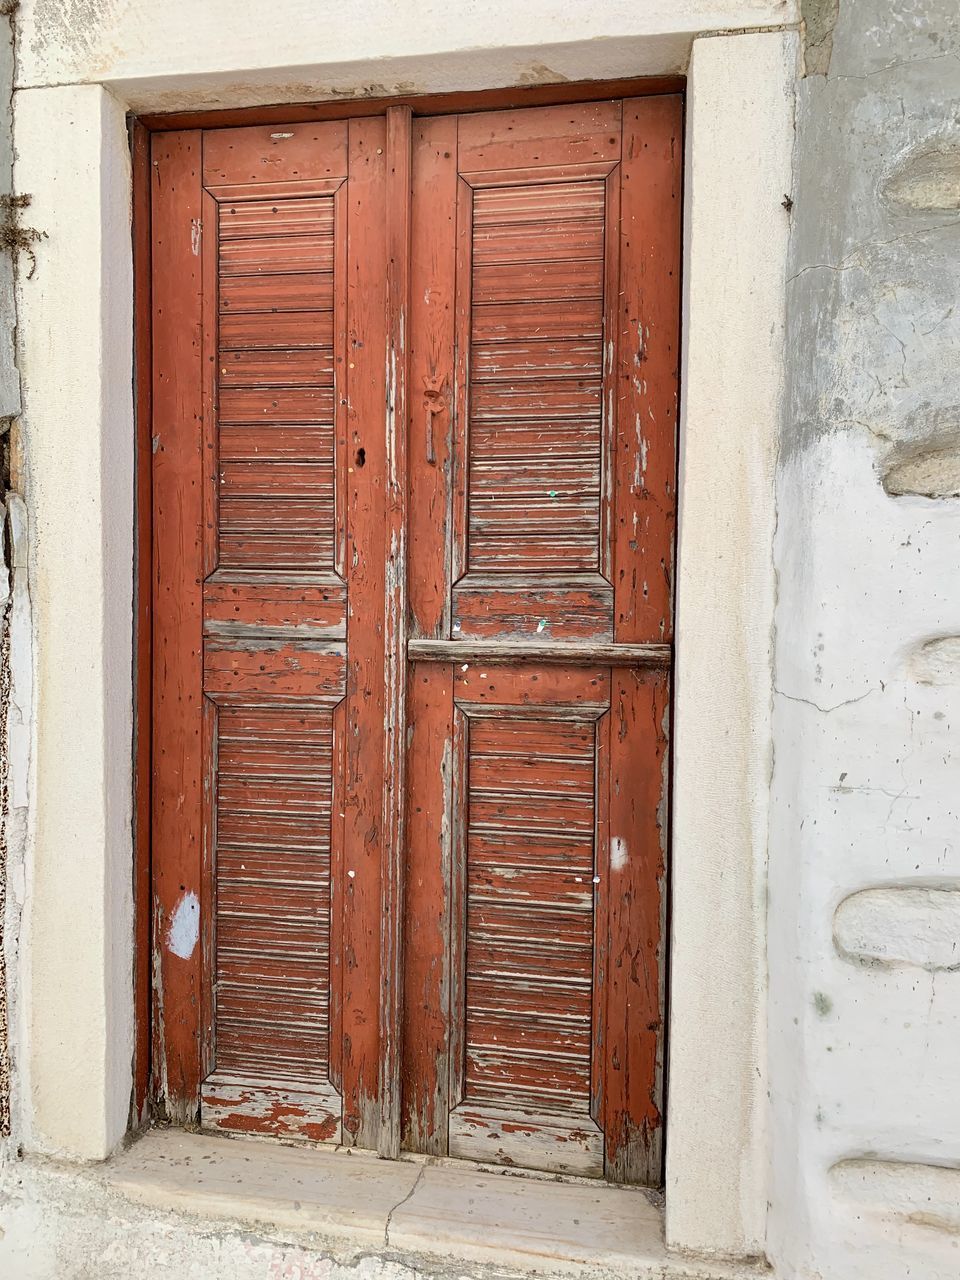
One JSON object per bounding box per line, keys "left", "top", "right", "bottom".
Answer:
{"left": 152, "top": 116, "right": 391, "bottom": 1150}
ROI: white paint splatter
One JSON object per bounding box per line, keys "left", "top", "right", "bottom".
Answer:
{"left": 166, "top": 891, "right": 200, "bottom": 960}
{"left": 611, "top": 836, "right": 628, "bottom": 872}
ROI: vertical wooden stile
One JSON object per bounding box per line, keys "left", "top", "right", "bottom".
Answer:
{"left": 379, "top": 103, "right": 413, "bottom": 1159}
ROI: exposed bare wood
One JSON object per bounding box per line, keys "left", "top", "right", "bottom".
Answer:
{"left": 407, "top": 640, "right": 671, "bottom": 666}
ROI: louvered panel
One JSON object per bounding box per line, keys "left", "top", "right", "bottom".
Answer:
{"left": 463, "top": 715, "right": 596, "bottom": 1118}
{"left": 213, "top": 704, "right": 334, "bottom": 1086}
{"left": 216, "top": 193, "right": 337, "bottom": 576}
{"left": 466, "top": 178, "right": 607, "bottom": 573}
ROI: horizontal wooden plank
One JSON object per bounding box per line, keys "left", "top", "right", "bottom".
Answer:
{"left": 219, "top": 347, "right": 334, "bottom": 387}
{"left": 202, "top": 120, "right": 348, "bottom": 186}
{"left": 203, "top": 576, "right": 346, "bottom": 639}
{"left": 471, "top": 338, "right": 602, "bottom": 382}
{"left": 203, "top": 639, "right": 345, "bottom": 697}
{"left": 219, "top": 387, "right": 335, "bottom": 424}
{"left": 449, "top": 1103, "right": 602, "bottom": 1177}
{"left": 472, "top": 299, "right": 601, "bottom": 342}
{"left": 472, "top": 257, "right": 602, "bottom": 305}
{"left": 219, "top": 232, "right": 335, "bottom": 276}
{"left": 472, "top": 218, "right": 603, "bottom": 264}
{"left": 409, "top": 639, "right": 670, "bottom": 665}
{"left": 202, "top": 1074, "right": 342, "bottom": 1143}
{"left": 220, "top": 272, "right": 333, "bottom": 313}
{"left": 219, "top": 310, "right": 333, "bottom": 349}
{"left": 458, "top": 101, "right": 621, "bottom": 172}
{"left": 473, "top": 180, "right": 606, "bottom": 225}
{"left": 452, "top": 573, "right": 612, "bottom": 643}
{"left": 218, "top": 195, "right": 335, "bottom": 239}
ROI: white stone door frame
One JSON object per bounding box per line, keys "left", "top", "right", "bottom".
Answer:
{"left": 12, "top": 4, "right": 797, "bottom": 1261}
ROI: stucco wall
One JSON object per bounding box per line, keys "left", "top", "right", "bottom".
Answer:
{"left": 768, "top": 1, "right": 960, "bottom": 1277}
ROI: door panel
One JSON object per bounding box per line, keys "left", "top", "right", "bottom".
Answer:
{"left": 151, "top": 93, "right": 680, "bottom": 1184}
{"left": 152, "top": 117, "right": 390, "bottom": 1147}
{"left": 402, "top": 97, "right": 680, "bottom": 1184}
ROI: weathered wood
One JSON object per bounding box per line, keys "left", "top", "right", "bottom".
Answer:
{"left": 379, "top": 103, "right": 412, "bottom": 1160}
{"left": 147, "top": 90, "right": 680, "bottom": 1186}
{"left": 140, "top": 77, "right": 685, "bottom": 133}
{"left": 340, "top": 114, "right": 389, "bottom": 1150}
{"left": 151, "top": 129, "right": 205, "bottom": 1124}
{"left": 614, "top": 96, "right": 682, "bottom": 645}
{"left": 407, "top": 639, "right": 670, "bottom": 666}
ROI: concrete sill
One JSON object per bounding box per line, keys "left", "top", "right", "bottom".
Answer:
{"left": 100, "top": 1128, "right": 765, "bottom": 1279}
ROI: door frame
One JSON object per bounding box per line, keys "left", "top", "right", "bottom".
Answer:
{"left": 133, "top": 75, "right": 684, "bottom": 1169}
{"left": 15, "top": 26, "right": 794, "bottom": 1258}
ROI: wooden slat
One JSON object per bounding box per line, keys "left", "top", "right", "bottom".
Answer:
{"left": 409, "top": 639, "right": 670, "bottom": 666}
{"left": 451, "top": 572, "right": 613, "bottom": 644}
{"left": 457, "top": 100, "right": 622, "bottom": 171}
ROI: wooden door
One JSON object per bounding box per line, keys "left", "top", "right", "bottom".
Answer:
{"left": 400, "top": 98, "right": 680, "bottom": 1183}
{"left": 151, "top": 115, "right": 398, "bottom": 1147}
{"left": 149, "top": 94, "right": 680, "bottom": 1184}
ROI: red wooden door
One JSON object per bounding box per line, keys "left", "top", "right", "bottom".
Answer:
{"left": 401, "top": 99, "right": 680, "bottom": 1184}
{"left": 151, "top": 116, "right": 396, "bottom": 1147}
{"left": 149, "top": 95, "right": 680, "bottom": 1185}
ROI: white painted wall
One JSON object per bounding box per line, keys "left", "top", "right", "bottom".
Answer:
{"left": 16, "top": 0, "right": 798, "bottom": 111}
{"left": 668, "top": 28, "right": 795, "bottom": 1258}
{"left": 13, "top": 82, "right": 134, "bottom": 1158}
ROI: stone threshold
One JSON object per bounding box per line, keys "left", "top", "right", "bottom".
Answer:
{"left": 96, "top": 1128, "right": 767, "bottom": 1279}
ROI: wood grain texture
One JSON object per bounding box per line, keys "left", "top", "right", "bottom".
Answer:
{"left": 151, "top": 129, "right": 205, "bottom": 1123}
{"left": 379, "top": 104, "right": 412, "bottom": 1159}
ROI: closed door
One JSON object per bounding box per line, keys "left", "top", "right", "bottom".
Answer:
{"left": 150, "top": 94, "right": 680, "bottom": 1185}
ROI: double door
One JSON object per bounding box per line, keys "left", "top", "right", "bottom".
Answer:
{"left": 151, "top": 94, "right": 680, "bottom": 1185}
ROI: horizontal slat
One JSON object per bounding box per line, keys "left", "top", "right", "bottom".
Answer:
{"left": 204, "top": 576, "right": 346, "bottom": 639}
{"left": 219, "top": 310, "right": 333, "bottom": 349}
{"left": 220, "top": 272, "right": 333, "bottom": 313}
{"left": 219, "top": 348, "right": 334, "bottom": 387}
{"left": 218, "top": 195, "right": 335, "bottom": 239}
{"left": 409, "top": 640, "right": 670, "bottom": 665}
{"left": 472, "top": 257, "right": 602, "bottom": 305}
{"left": 472, "top": 299, "right": 601, "bottom": 342}
{"left": 204, "top": 640, "right": 345, "bottom": 697}
{"left": 219, "top": 387, "right": 334, "bottom": 423}
{"left": 452, "top": 572, "right": 612, "bottom": 643}
{"left": 219, "top": 232, "right": 335, "bottom": 275}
